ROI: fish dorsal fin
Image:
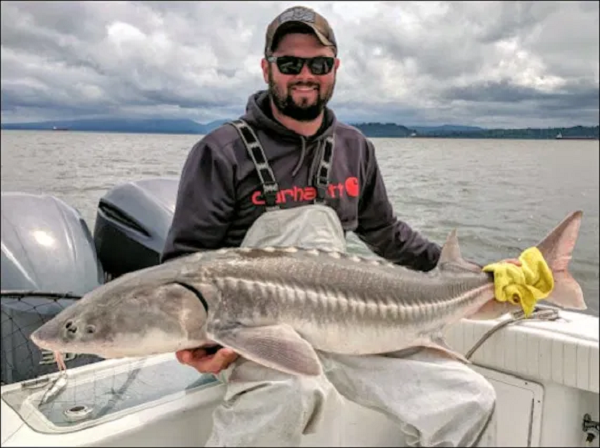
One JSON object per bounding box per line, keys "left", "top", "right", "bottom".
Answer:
{"left": 436, "top": 229, "right": 480, "bottom": 272}
{"left": 438, "top": 229, "right": 462, "bottom": 264}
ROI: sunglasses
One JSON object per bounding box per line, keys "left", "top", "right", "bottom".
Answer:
{"left": 267, "top": 56, "right": 335, "bottom": 76}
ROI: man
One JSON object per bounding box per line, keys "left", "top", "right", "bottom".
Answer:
{"left": 162, "top": 5, "right": 496, "bottom": 447}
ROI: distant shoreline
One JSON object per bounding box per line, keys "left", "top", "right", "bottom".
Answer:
{"left": 1, "top": 120, "right": 598, "bottom": 140}
{"left": 2, "top": 128, "right": 599, "bottom": 141}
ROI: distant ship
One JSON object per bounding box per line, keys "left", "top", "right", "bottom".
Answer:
{"left": 555, "top": 132, "right": 598, "bottom": 140}
{"left": 52, "top": 126, "right": 69, "bottom": 131}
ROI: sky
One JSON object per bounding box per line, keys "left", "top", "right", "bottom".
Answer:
{"left": 1, "top": 1, "right": 599, "bottom": 128}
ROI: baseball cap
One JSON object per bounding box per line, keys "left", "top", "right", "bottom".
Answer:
{"left": 264, "top": 6, "right": 337, "bottom": 57}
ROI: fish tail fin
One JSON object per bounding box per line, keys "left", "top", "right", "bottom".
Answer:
{"left": 466, "top": 210, "right": 586, "bottom": 321}
{"left": 535, "top": 210, "right": 586, "bottom": 310}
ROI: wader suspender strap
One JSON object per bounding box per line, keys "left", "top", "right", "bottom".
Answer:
{"left": 230, "top": 119, "right": 280, "bottom": 211}
{"left": 313, "top": 135, "right": 335, "bottom": 204}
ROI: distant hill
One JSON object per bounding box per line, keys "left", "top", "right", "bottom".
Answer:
{"left": 350, "top": 123, "right": 488, "bottom": 137}
{"left": 351, "top": 122, "right": 416, "bottom": 137}
{"left": 0, "top": 118, "right": 230, "bottom": 135}
{"left": 1, "top": 118, "right": 598, "bottom": 140}
{"left": 414, "top": 125, "right": 599, "bottom": 140}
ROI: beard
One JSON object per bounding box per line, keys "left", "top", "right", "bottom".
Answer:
{"left": 268, "top": 69, "right": 335, "bottom": 122}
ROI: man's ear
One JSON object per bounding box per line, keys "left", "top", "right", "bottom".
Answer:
{"left": 261, "top": 58, "right": 269, "bottom": 83}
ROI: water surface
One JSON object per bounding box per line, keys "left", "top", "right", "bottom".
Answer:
{"left": 2, "top": 130, "right": 598, "bottom": 315}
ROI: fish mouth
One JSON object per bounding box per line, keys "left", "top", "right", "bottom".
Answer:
{"left": 29, "top": 332, "right": 107, "bottom": 358}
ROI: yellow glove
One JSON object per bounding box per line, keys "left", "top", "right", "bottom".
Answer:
{"left": 483, "top": 247, "right": 554, "bottom": 317}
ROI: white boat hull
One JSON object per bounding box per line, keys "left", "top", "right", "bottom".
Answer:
{"left": 2, "top": 309, "right": 598, "bottom": 447}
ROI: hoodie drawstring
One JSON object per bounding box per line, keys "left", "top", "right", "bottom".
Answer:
{"left": 291, "top": 136, "right": 307, "bottom": 177}
{"left": 307, "top": 139, "right": 325, "bottom": 185}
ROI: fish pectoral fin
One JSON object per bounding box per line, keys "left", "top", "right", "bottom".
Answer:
{"left": 387, "top": 336, "right": 470, "bottom": 365}
{"left": 421, "top": 336, "right": 470, "bottom": 364}
{"left": 207, "top": 322, "right": 323, "bottom": 377}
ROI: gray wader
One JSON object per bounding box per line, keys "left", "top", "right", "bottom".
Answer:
{"left": 204, "top": 120, "right": 497, "bottom": 447}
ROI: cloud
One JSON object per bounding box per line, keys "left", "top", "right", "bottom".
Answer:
{"left": 1, "top": 0, "right": 598, "bottom": 127}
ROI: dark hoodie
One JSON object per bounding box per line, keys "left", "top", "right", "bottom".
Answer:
{"left": 161, "top": 90, "right": 441, "bottom": 271}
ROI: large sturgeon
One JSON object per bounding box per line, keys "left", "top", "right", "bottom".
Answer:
{"left": 31, "top": 211, "right": 587, "bottom": 376}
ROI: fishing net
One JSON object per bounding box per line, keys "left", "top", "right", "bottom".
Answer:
{"left": 1, "top": 291, "right": 105, "bottom": 386}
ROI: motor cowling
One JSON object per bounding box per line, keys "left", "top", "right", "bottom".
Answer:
{"left": 1, "top": 192, "right": 105, "bottom": 384}
{"left": 93, "top": 177, "right": 179, "bottom": 279}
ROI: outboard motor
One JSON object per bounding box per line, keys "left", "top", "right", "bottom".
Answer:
{"left": 93, "top": 177, "right": 179, "bottom": 279}
{"left": 1, "top": 192, "right": 105, "bottom": 385}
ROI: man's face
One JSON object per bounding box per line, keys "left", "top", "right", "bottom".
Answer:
{"left": 262, "top": 32, "right": 340, "bottom": 122}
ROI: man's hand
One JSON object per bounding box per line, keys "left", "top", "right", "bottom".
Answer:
{"left": 175, "top": 346, "right": 239, "bottom": 375}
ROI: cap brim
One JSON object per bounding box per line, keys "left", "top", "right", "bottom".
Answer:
{"left": 310, "top": 26, "right": 334, "bottom": 47}
{"left": 271, "top": 21, "right": 334, "bottom": 52}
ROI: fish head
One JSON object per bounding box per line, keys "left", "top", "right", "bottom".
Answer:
{"left": 30, "top": 264, "right": 213, "bottom": 359}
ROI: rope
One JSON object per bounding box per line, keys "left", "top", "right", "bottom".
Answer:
{"left": 1, "top": 290, "right": 82, "bottom": 300}
{"left": 465, "top": 305, "right": 561, "bottom": 360}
